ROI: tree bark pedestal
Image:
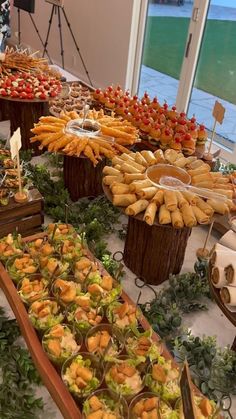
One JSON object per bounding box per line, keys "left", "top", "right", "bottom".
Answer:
{"left": 63, "top": 155, "right": 106, "bottom": 201}
{"left": 0, "top": 98, "right": 49, "bottom": 155}
{"left": 123, "top": 216, "right": 192, "bottom": 285}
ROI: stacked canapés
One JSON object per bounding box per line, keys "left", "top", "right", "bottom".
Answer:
{"left": 0, "top": 224, "right": 221, "bottom": 418}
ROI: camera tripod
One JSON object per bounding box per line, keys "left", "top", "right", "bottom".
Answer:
{"left": 43, "top": 4, "right": 93, "bottom": 86}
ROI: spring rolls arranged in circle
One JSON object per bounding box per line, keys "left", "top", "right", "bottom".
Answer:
{"left": 102, "top": 150, "right": 234, "bottom": 228}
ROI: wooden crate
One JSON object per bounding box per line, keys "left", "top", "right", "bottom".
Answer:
{"left": 0, "top": 188, "right": 44, "bottom": 238}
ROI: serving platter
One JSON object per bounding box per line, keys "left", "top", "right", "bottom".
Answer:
{"left": 0, "top": 231, "right": 178, "bottom": 419}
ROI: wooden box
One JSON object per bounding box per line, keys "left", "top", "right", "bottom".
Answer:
{"left": 0, "top": 188, "right": 44, "bottom": 238}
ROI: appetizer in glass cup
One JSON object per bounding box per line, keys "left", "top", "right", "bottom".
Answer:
{"left": 125, "top": 327, "right": 163, "bottom": 362}
{"left": 145, "top": 357, "right": 180, "bottom": 404}
{"left": 62, "top": 352, "right": 103, "bottom": 400}
{"left": 0, "top": 233, "right": 23, "bottom": 262}
{"left": 129, "top": 392, "right": 178, "bottom": 419}
{"left": 51, "top": 277, "right": 82, "bottom": 307}
{"left": 28, "top": 297, "right": 64, "bottom": 332}
{"left": 85, "top": 271, "right": 122, "bottom": 306}
{"left": 26, "top": 238, "right": 55, "bottom": 259}
{"left": 175, "top": 394, "right": 220, "bottom": 419}
{"left": 58, "top": 236, "right": 86, "bottom": 263}
{"left": 85, "top": 323, "right": 124, "bottom": 359}
{"left": 6, "top": 253, "right": 38, "bottom": 284}
{"left": 66, "top": 293, "right": 104, "bottom": 334}
{"left": 17, "top": 274, "right": 49, "bottom": 305}
{"left": 106, "top": 300, "right": 139, "bottom": 331}
{"left": 105, "top": 355, "right": 144, "bottom": 399}
{"left": 82, "top": 388, "right": 128, "bottom": 419}
{"left": 73, "top": 256, "right": 98, "bottom": 285}
{"left": 46, "top": 223, "right": 76, "bottom": 242}
{"left": 42, "top": 323, "right": 82, "bottom": 366}
{"left": 39, "top": 256, "right": 71, "bottom": 281}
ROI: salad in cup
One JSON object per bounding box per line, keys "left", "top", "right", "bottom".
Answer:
{"left": 83, "top": 389, "right": 128, "bottom": 419}
{"left": 7, "top": 253, "right": 38, "bottom": 283}
{"left": 52, "top": 278, "right": 82, "bottom": 306}
{"left": 46, "top": 223, "right": 76, "bottom": 242}
{"left": 66, "top": 293, "right": 103, "bottom": 334}
{"left": 59, "top": 236, "right": 85, "bottom": 263}
{"left": 176, "top": 395, "right": 219, "bottom": 419}
{"left": 85, "top": 324, "right": 124, "bottom": 358}
{"left": 86, "top": 271, "right": 122, "bottom": 305}
{"left": 62, "top": 353, "right": 103, "bottom": 399}
{"left": 105, "top": 356, "right": 144, "bottom": 398}
{"left": 106, "top": 301, "right": 139, "bottom": 330}
{"left": 145, "top": 358, "right": 180, "bottom": 403}
{"left": 26, "top": 238, "right": 55, "bottom": 259}
{"left": 0, "top": 233, "right": 23, "bottom": 262}
{"left": 40, "top": 256, "right": 70, "bottom": 281}
{"left": 125, "top": 328, "right": 163, "bottom": 361}
{"left": 73, "top": 257, "right": 98, "bottom": 284}
{"left": 17, "top": 275, "right": 49, "bottom": 305}
{"left": 28, "top": 298, "right": 64, "bottom": 332}
{"left": 42, "top": 323, "right": 82, "bottom": 365}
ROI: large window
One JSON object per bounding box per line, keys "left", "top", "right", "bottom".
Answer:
{"left": 134, "top": 0, "right": 236, "bottom": 162}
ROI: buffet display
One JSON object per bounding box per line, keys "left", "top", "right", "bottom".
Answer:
{"left": 103, "top": 148, "right": 235, "bottom": 227}
{"left": 49, "top": 81, "right": 93, "bottom": 115}
{"left": 92, "top": 85, "right": 208, "bottom": 154}
{"left": 30, "top": 110, "right": 140, "bottom": 165}
{"left": 0, "top": 224, "right": 221, "bottom": 418}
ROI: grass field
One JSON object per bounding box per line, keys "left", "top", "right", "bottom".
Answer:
{"left": 142, "top": 17, "right": 236, "bottom": 105}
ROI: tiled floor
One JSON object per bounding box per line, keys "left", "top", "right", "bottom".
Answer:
{"left": 139, "top": 2, "right": 236, "bottom": 149}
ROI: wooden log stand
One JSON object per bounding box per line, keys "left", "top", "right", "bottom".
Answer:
{"left": 124, "top": 215, "right": 192, "bottom": 285}
{"left": 0, "top": 96, "right": 49, "bottom": 154}
{"left": 63, "top": 155, "right": 106, "bottom": 201}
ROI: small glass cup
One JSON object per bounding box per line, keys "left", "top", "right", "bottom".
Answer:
{"left": 129, "top": 392, "right": 160, "bottom": 419}
{"left": 66, "top": 300, "right": 104, "bottom": 335}
{"left": 51, "top": 277, "right": 83, "bottom": 307}
{"left": 42, "top": 323, "right": 82, "bottom": 366}
{"left": 85, "top": 323, "right": 124, "bottom": 358}
{"left": 61, "top": 352, "right": 103, "bottom": 400}
{"left": 28, "top": 297, "right": 64, "bottom": 333}
{"left": 82, "top": 388, "right": 128, "bottom": 418}
{"left": 17, "top": 274, "right": 49, "bottom": 306}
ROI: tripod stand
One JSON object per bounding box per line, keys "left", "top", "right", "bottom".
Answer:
{"left": 16, "top": 8, "right": 52, "bottom": 63}
{"left": 43, "top": 4, "right": 93, "bottom": 86}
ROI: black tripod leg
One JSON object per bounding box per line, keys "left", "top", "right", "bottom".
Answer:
{"left": 17, "top": 8, "right": 21, "bottom": 46}
{"left": 57, "top": 7, "right": 64, "bottom": 69}
{"left": 29, "top": 13, "right": 53, "bottom": 64}
{"left": 43, "top": 5, "right": 55, "bottom": 58}
{"left": 61, "top": 7, "right": 93, "bottom": 86}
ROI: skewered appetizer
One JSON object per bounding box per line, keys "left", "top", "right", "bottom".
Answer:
{"left": 39, "top": 256, "right": 70, "bottom": 280}
{"left": 73, "top": 257, "right": 98, "bottom": 284}
{"left": 125, "top": 329, "right": 163, "bottom": 361}
{"left": 0, "top": 188, "right": 9, "bottom": 206}
{"left": 42, "top": 324, "right": 81, "bottom": 364}
{"left": 146, "top": 358, "right": 180, "bottom": 403}
{"left": 83, "top": 390, "right": 128, "bottom": 419}
{"left": 67, "top": 294, "right": 103, "bottom": 333}
{"left": 0, "top": 233, "right": 23, "bottom": 261}
{"left": 7, "top": 253, "right": 38, "bottom": 283}
{"left": 86, "top": 324, "right": 124, "bottom": 358}
{"left": 106, "top": 301, "right": 139, "bottom": 330}
{"left": 29, "top": 298, "right": 64, "bottom": 331}
{"left": 103, "top": 149, "right": 234, "bottom": 227}
{"left": 52, "top": 278, "right": 82, "bottom": 305}
{"left": 46, "top": 223, "right": 76, "bottom": 242}
{"left": 1, "top": 157, "right": 15, "bottom": 168}
{"left": 62, "top": 353, "right": 103, "bottom": 398}
{"left": 30, "top": 110, "right": 136, "bottom": 166}
{"left": 86, "top": 271, "right": 122, "bottom": 305}
{"left": 93, "top": 86, "right": 208, "bottom": 153}
{"left": 17, "top": 275, "right": 49, "bottom": 305}
{"left": 105, "top": 358, "right": 143, "bottom": 398}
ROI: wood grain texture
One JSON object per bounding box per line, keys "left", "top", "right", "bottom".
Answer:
{"left": 124, "top": 215, "right": 191, "bottom": 285}
{"left": 63, "top": 155, "right": 106, "bottom": 201}
{"left": 0, "top": 189, "right": 44, "bottom": 238}
{"left": 0, "top": 98, "right": 49, "bottom": 155}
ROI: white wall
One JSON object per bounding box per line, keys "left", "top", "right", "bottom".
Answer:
{"left": 10, "top": 0, "right": 135, "bottom": 88}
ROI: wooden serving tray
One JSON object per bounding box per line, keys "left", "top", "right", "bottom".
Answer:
{"left": 0, "top": 232, "right": 175, "bottom": 419}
